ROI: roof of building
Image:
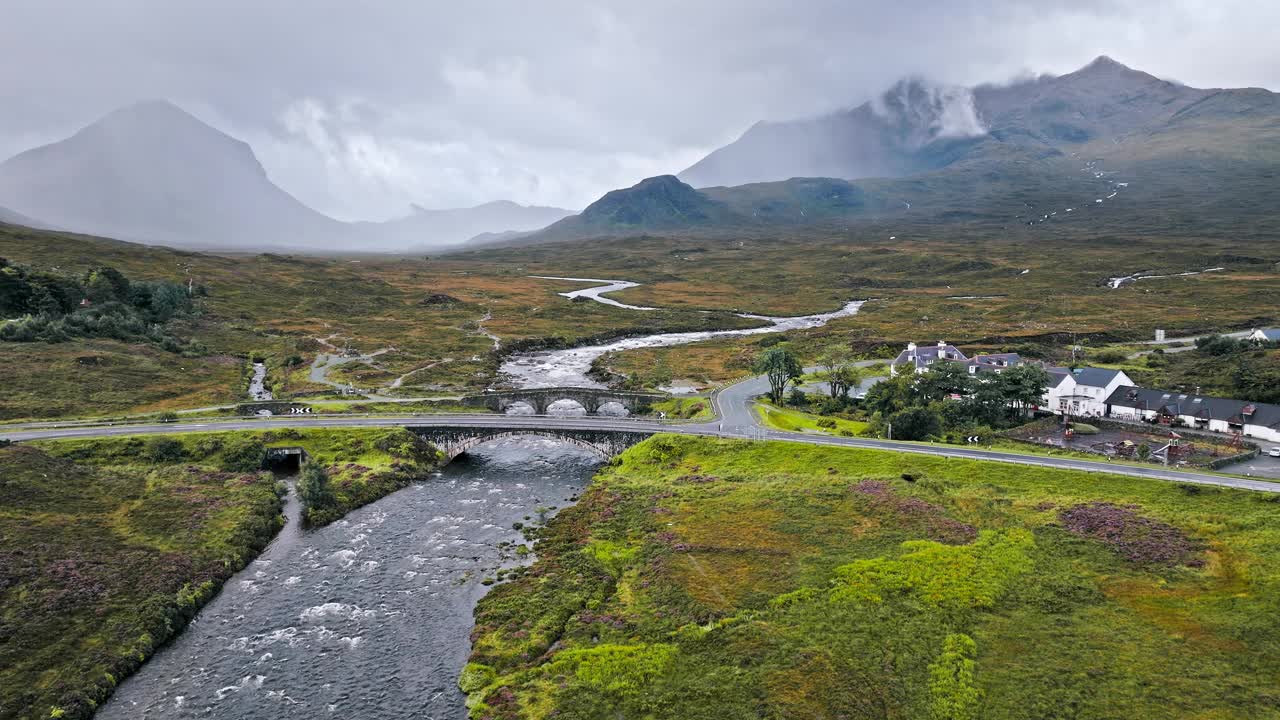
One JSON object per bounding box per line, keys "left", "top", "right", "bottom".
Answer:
{"left": 1105, "top": 386, "right": 1280, "bottom": 429}
{"left": 892, "top": 342, "right": 968, "bottom": 371}
{"left": 1047, "top": 367, "right": 1074, "bottom": 388}
{"left": 1252, "top": 328, "right": 1280, "bottom": 341}
{"left": 1070, "top": 367, "right": 1126, "bottom": 388}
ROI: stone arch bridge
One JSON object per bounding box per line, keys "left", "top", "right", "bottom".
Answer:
{"left": 407, "top": 425, "right": 655, "bottom": 461}
{"left": 461, "top": 387, "right": 668, "bottom": 415}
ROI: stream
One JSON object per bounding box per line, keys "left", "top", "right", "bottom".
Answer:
{"left": 501, "top": 277, "right": 863, "bottom": 388}
{"left": 98, "top": 438, "right": 600, "bottom": 719}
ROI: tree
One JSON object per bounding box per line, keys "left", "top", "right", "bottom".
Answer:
{"left": 863, "top": 373, "right": 919, "bottom": 416}
{"left": 918, "top": 362, "right": 973, "bottom": 403}
{"left": 1232, "top": 359, "right": 1280, "bottom": 404}
{"left": 816, "top": 345, "right": 862, "bottom": 400}
{"left": 887, "top": 406, "right": 943, "bottom": 440}
{"left": 753, "top": 346, "right": 802, "bottom": 404}
{"left": 997, "top": 364, "right": 1051, "bottom": 418}
{"left": 84, "top": 266, "right": 130, "bottom": 302}
{"left": 298, "top": 462, "right": 336, "bottom": 511}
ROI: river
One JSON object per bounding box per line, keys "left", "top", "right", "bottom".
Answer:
{"left": 98, "top": 438, "right": 600, "bottom": 719}
{"left": 502, "top": 277, "right": 863, "bottom": 388}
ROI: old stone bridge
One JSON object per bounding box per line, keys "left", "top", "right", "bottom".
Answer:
{"left": 407, "top": 424, "right": 656, "bottom": 461}
{"left": 460, "top": 387, "right": 668, "bottom": 415}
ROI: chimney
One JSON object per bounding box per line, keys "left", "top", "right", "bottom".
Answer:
{"left": 906, "top": 341, "right": 917, "bottom": 352}
{"left": 937, "top": 340, "right": 947, "bottom": 358}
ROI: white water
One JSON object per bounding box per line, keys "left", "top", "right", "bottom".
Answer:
{"left": 529, "top": 276, "right": 656, "bottom": 311}
{"left": 503, "top": 277, "right": 863, "bottom": 389}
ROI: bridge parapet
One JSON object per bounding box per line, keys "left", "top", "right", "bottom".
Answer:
{"left": 407, "top": 425, "right": 654, "bottom": 461}
{"left": 461, "top": 387, "right": 668, "bottom": 415}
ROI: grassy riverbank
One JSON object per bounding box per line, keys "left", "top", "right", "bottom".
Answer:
{"left": 0, "top": 443, "right": 283, "bottom": 720}
{"left": 463, "top": 434, "right": 1280, "bottom": 719}
{"left": 37, "top": 427, "right": 445, "bottom": 527}
{"left": 1, "top": 426, "right": 446, "bottom": 719}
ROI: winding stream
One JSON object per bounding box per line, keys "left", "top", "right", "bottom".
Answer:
{"left": 502, "top": 277, "right": 863, "bottom": 388}
{"left": 99, "top": 439, "right": 600, "bottom": 719}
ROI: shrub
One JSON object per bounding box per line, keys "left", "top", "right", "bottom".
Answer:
{"left": 220, "top": 439, "right": 266, "bottom": 472}
{"left": 157, "top": 411, "right": 179, "bottom": 423}
{"left": 887, "top": 407, "right": 943, "bottom": 441}
{"left": 1091, "top": 349, "right": 1129, "bottom": 364}
{"left": 144, "top": 437, "right": 185, "bottom": 463}
{"left": 298, "top": 462, "right": 336, "bottom": 513}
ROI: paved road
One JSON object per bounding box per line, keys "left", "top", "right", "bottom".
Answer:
{"left": 6, "top": 384, "right": 1277, "bottom": 494}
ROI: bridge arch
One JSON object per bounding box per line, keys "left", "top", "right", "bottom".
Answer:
{"left": 407, "top": 425, "right": 654, "bottom": 464}
{"left": 461, "top": 388, "right": 667, "bottom": 416}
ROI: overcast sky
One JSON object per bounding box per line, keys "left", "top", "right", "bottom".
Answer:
{"left": 2, "top": 0, "right": 1277, "bottom": 220}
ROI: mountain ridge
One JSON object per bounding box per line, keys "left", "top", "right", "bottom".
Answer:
{"left": 0, "top": 101, "right": 572, "bottom": 252}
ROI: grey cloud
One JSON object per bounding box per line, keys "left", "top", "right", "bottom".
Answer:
{"left": 2, "top": 0, "right": 1277, "bottom": 219}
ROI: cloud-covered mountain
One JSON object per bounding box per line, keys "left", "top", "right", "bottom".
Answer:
{"left": 0, "top": 100, "right": 346, "bottom": 250}
{"left": 0, "top": 101, "right": 570, "bottom": 252}
{"left": 0, "top": 205, "right": 46, "bottom": 229}
{"left": 512, "top": 56, "right": 1280, "bottom": 244}
{"left": 679, "top": 56, "right": 1277, "bottom": 190}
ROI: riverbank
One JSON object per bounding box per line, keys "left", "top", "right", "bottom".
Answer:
{"left": 0, "top": 427, "right": 450, "bottom": 719}
{"left": 0, "top": 443, "right": 284, "bottom": 720}
{"left": 38, "top": 427, "right": 447, "bottom": 528}
{"left": 463, "top": 434, "right": 1280, "bottom": 718}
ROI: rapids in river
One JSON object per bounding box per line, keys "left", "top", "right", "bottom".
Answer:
{"left": 98, "top": 438, "right": 600, "bottom": 719}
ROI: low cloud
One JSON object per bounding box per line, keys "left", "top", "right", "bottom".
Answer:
{"left": 1, "top": 1, "right": 1277, "bottom": 219}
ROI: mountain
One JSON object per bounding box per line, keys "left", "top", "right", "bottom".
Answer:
{"left": 512, "top": 56, "right": 1280, "bottom": 244}
{"left": 0, "top": 205, "right": 47, "bottom": 229}
{"left": 0, "top": 100, "right": 346, "bottom": 250}
{"left": 536, "top": 175, "right": 733, "bottom": 239}
{"left": 679, "top": 56, "right": 1280, "bottom": 194}
{"left": 358, "top": 200, "right": 571, "bottom": 250}
{"left": 0, "top": 101, "right": 568, "bottom": 253}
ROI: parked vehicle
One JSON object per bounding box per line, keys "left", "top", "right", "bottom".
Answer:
{"left": 1268, "top": 447, "right": 1280, "bottom": 458}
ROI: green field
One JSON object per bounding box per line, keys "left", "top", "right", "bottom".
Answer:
{"left": 464, "top": 435, "right": 1280, "bottom": 719}
{"left": 755, "top": 402, "right": 870, "bottom": 436}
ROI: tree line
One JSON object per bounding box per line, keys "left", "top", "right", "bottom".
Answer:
{"left": 0, "top": 259, "right": 199, "bottom": 348}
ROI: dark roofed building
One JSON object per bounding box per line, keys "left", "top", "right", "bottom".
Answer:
{"left": 1105, "top": 385, "right": 1280, "bottom": 442}
{"left": 890, "top": 341, "right": 968, "bottom": 375}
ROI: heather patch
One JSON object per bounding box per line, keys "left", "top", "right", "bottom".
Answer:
{"left": 850, "top": 479, "right": 978, "bottom": 544}
{"left": 1059, "top": 502, "right": 1203, "bottom": 567}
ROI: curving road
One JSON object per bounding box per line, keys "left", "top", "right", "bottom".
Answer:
{"left": 3, "top": 386, "right": 1277, "bottom": 494}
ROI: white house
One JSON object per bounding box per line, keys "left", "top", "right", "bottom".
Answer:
{"left": 1105, "top": 386, "right": 1280, "bottom": 443}
{"left": 1046, "top": 367, "right": 1133, "bottom": 418}
{"left": 890, "top": 341, "right": 968, "bottom": 375}
{"left": 1248, "top": 328, "right": 1280, "bottom": 343}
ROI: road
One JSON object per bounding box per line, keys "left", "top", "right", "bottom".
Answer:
{"left": 5, "top": 378, "right": 1277, "bottom": 494}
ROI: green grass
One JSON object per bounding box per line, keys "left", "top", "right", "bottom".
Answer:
{"left": 0, "top": 443, "right": 283, "bottom": 720}
{"left": 464, "top": 434, "right": 1280, "bottom": 719}
{"left": 755, "top": 402, "right": 869, "bottom": 436}
{"left": 648, "top": 397, "right": 713, "bottom": 421}
{"left": 38, "top": 427, "right": 445, "bottom": 527}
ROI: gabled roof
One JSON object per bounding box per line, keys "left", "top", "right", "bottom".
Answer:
{"left": 1105, "top": 385, "right": 1280, "bottom": 429}
{"left": 1047, "top": 368, "right": 1074, "bottom": 388}
{"left": 1071, "top": 367, "right": 1125, "bottom": 388}
{"left": 1253, "top": 328, "right": 1280, "bottom": 341}
{"left": 892, "top": 342, "right": 969, "bottom": 370}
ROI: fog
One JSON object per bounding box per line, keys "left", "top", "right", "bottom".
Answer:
{"left": 2, "top": 0, "right": 1278, "bottom": 220}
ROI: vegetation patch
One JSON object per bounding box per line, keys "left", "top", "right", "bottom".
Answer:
{"left": 464, "top": 434, "right": 1280, "bottom": 719}
{"left": 0, "top": 443, "right": 282, "bottom": 720}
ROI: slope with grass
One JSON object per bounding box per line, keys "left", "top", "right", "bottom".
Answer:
{"left": 0, "top": 443, "right": 283, "bottom": 720}
{"left": 463, "top": 435, "right": 1280, "bottom": 719}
